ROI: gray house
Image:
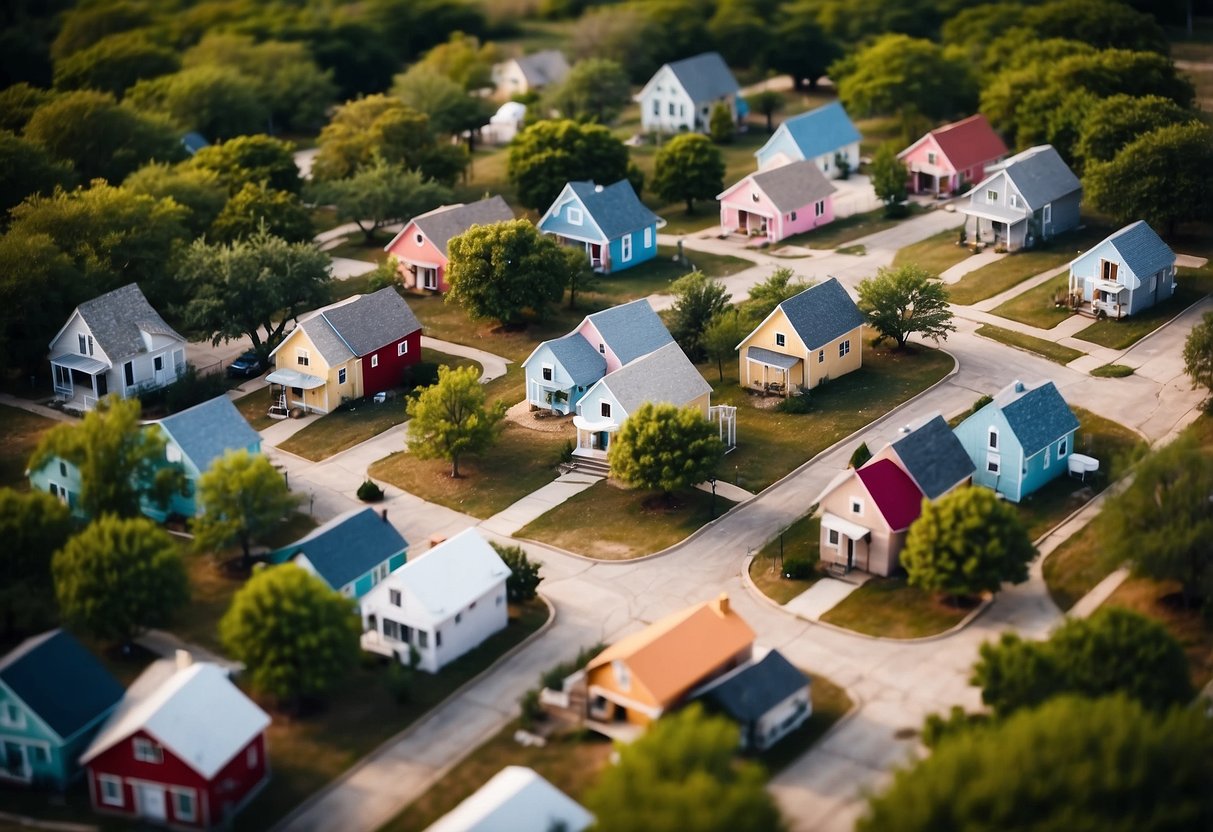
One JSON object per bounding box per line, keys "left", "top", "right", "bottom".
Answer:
{"left": 635, "top": 52, "right": 740, "bottom": 134}
{"left": 1067, "top": 221, "right": 1176, "bottom": 319}
{"left": 959, "top": 145, "right": 1081, "bottom": 252}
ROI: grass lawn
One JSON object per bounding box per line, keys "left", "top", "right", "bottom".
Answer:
{"left": 990, "top": 271, "right": 1073, "bottom": 329}
{"left": 587, "top": 245, "right": 749, "bottom": 303}
{"left": 1103, "top": 577, "right": 1213, "bottom": 691}
{"left": 326, "top": 230, "right": 393, "bottom": 264}
{"left": 234, "top": 599, "right": 551, "bottom": 831}
{"left": 0, "top": 405, "right": 56, "bottom": 489}
{"left": 1091, "top": 363, "right": 1134, "bottom": 378}
{"left": 947, "top": 224, "right": 1112, "bottom": 306}
{"left": 759, "top": 674, "right": 853, "bottom": 776}
{"left": 893, "top": 228, "right": 975, "bottom": 275}
{"left": 1042, "top": 523, "right": 1117, "bottom": 612}
{"left": 748, "top": 514, "right": 822, "bottom": 605}
{"left": 233, "top": 386, "right": 278, "bottom": 431}
{"left": 1073, "top": 280, "right": 1212, "bottom": 350}
{"left": 974, "top": 324, "right": 1085, "bottom": 365}
{"left": 517, "top": 481, "right": 734, "bottom": 560}
{"left": 820, "top": 576, "right": 973, "bottom": 638}
{"left": 783, "top": 204, "right": 925, "bottom": 250}
{"left": 369, "top": 422, "right": 568, "bottom": 519}
{"left": 630, "top": 131, "right": 771, "bottom": 226}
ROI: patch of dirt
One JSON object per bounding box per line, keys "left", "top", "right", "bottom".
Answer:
{"left": 505, "top": 399, "right": 575, "bottom": 434}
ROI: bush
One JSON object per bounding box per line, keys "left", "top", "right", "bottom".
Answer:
{"left": 775, "top": 393, "right": 813, "bottom": 414}
{"left": 492, "top": 542, "right": 543, "bottom": 602}
{"left": 518, "top": 687, "right": 543, "bottom": 730}
{"left": 968, "top": 394, "right": 992, "bottom": 416}
{"left": 540, "top": 642, "right": 606, "bottom": 690}
{"left": 356, "top": 479, "right": 384, "bottom": 502}
{"left": 384, "top": 658, "right": 416, "bottom": 703}
{"left": 922, "top": 706, "right": 989, "bottom": 748}
{"left": 560, "top": 439, "right": 574, "bottom": 463}
{"left": 783, "top": 558, "right": 814, "bottom": 580}
{"left": 401, "top": 361, "right": 441, "bottom": 391}
{"left": 849, "top": 442, "right": 872, "bottom": 469}
{"left": 140, "top": 364, "right": 229, "bottom": 415}
{"left": 883, "top": 200, "right": 910, "bottom": 218}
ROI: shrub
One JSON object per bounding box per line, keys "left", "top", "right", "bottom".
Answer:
{"left": 402, "top": 361, "right": 441, "bottom": 391}
{"left": 560, "top": 439, "right": 574, "bottom": 463}
{"left": 140, "top": 363, "right": 229, "bottom": 415}
{"left": 356, "top": 479, "right": 385, "bottom": 502}
{"left": 775, "top": 393, "right": 813, "bottom": 414}
{"left": 518, "top": 687, "right": 543, "bottom": 730}
{"left": 384, "top": 658, "right": 415, "bottom": 703}
{"left": 492, "top": 542, "right": 543, "bottom": 602}
{"left": 540, "top": 642, "right": 606, "bottom": 690}
{"left": 849, "top": 442, "right": 872, "bottom": 469}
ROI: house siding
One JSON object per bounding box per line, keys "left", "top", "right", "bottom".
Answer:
{"left": 1069, "top": 242, "right": 1176, "bottom": 317}
{"left": 953, "top": 406, "right": 1023, "bottom": 501}
{"left": 817, "top": 474, "right": 904, "bottom": 576}
{"left": 638, "top": 67, "right": 717, "bottom": 133}
{"left": 755, "top": 131, "right": 859, "bottom": 180}
{"left": 718, "top": 178, "right": 835, "bottom": 243}
{"left": 604, "top": 228, "right": 657, "bottom": 273}
{"left": 540, "top": 195, "right": 607, "bottom": 243}
{"left": 50, "top": 315, "right": 185, "bottom": 405}
{"left": 361, "top": 330, "right": 420, "bottom": 395}
{"left": 1043, "top": 190, "right": 1081, "bottom": 243}
{"left": 0, "top": 685, "right": 93, "bottom": 790}
{"left": 386, "top": 223, "right": 449, "bottom": 293}
{"left": 274, "top": 328, "right": 334, "bottom": 414}
{"left": 751, "top": 684, "right": 811, "bottom": 751}
{"left": 524, "top": 342, "right": 591, "bottom": 414}
{"left": 738, "top": 311, "right": 861, "bottom": 393}
{"left": 1020, "top": 430, "right": 1078, "bottom": 498}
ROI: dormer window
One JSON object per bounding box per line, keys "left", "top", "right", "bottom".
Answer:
{"left": 850, "top": 498, "right": 863, "bottom": 516}
{"left": 567, "top": 207, "right": 583, "bottom": 226}
{"left": 133, "top": 737, "right": 163, "bottom": 764}
{"left": 986, "top": 190, "right": 998, "bottom": 204}
{"left": 297, "top": 349, "right": 309, "bottom": 367}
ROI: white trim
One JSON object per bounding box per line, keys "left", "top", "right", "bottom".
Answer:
{"left": 986, "top": 453, "right": 1001, "bottom": 474}
{"left": 644, "top": 227, "right": 652, "bottom": 248}
{"left": 397, "top": 340, "right": 409, "bottom": 357}
{"left": 170, "top": 786, "right": 197, "bottom": 822}
{"left": 370, "top": 354, "right": 378, "bottom": 368}
{"left": 621, "top": 233, "right": 632, "bottom": 262}
{"left": 567, "top": 206, "right": 583, "bottom": 226}
{"left": 99, "top": 773, "right": 124, "bottom": 806}
{"left": 133, "top": 737, "right": 162, "bottom": 764}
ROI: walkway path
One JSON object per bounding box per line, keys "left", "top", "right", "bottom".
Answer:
{"left": 0, "top": 392, "right": 74, "bottom": 422}
{"left": 940, "top": 250, "right": 1004, "bottom": 284}
{"left": 783, "top": 579, "right": 861, "bottom": 621}
{"left": 423, "top": 336, "right": 510, "bottom": 383}
{"left": 479, "top": 473, "right": 603, "bottom": 536}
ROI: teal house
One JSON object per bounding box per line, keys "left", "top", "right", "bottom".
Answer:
{"left": 953, "top": 379, "right": 1080, "bottom": 503}
{"left": 0, "top": 630, "right": 123, "bottom": 789}
{"left": 538, "top": 180, "right": 662, "bottom": 274}
{"left": 270, "top": 506, "right": 408, "bottom": 604}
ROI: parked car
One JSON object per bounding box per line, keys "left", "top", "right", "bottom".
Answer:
{"left": 227, "top": 351, "right": 264, "bottom": 378}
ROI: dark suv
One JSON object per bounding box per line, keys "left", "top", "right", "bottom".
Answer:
{"left": 227, "top": 351, "right": 265, "bottom": 379}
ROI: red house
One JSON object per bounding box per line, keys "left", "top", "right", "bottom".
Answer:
{"left": 80, "top": 656, "right": 270, "bottom": 830}
{"left": 898, "top": 114, "right": 1008, "bottom": 196}
{"left": 384, "top": 195, "right": 514, "bottom": 293}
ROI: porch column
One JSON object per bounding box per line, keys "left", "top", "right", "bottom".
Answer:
{"left": 91, "top": 372, "right": 98, "bottom": 403}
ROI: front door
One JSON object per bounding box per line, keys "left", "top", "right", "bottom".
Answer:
{"left": 846, "top": 538, "right": 856, "bottom": 570}
{"left": 596, "top": 431, "right": 609, "bottom": 450}
{"left": 136, "top": 783, "right": 167, "bottom": 821}
{"left": 96, "top": 372, "right": 108, "bottom": 397}
{"left": 2, "top": 741, "right": 28, "bottom": 780}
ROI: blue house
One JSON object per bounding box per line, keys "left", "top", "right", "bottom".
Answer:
{"left": 0, "top": 630, "right": 123, "bottom": 789}
{"left": 538, "top": 180, "right": 663, "bottom": 274}
{"left": 754, "top": 101, "right": 862, "bottom": 178}
{"left": 269, "top": 506, "right": 408, "bottom": 603}
{"left": 1067, "top": 221, "right": 1176, "bottom": 320}
{"left": 953, "top": 380, "right": 1080, "bottom": 502}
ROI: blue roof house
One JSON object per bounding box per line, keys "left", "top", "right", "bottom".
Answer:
{"left": 269, "top": 506, "right": 408, "bottom": 603}
{"left": 697, "top": 650, "right": 811, "bottom": 752}
{"left": 0, "top": 630, "right": 124, "bottom": 789}
{"left": 520, "top": 299, "right": 673, "bottom": 414}
{"left": 1067, "top": 221, "right": 1176, "bottom": 320}
{"left": 537, "top": 180, "right": 663, "bottom": 275}
{"left": 754, "top": 101, "right": 862, "bottom": 178}
{"left": 952, "top": 380, "right": 1080, "bottom": 502}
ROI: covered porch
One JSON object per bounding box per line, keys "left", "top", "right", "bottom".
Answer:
{"left": 265, "top": 368, "right": 327, "bottom": 418}
{"left": 961, "top": 204, "right": 1024, "bottom": 251}
{"left": 51, "top": 353, "right": 111, "bottom": 410}
{"left": 744, "top": 347, "right": 800, "bottom": 397}
{"left": 551, "top": 234, "right": 608, "bottom": 273}
{"left": 1069, "top": 277, "right": 1128, "bottom": 319}
{"left": 572, "top": 412, "right": 617, "bottom": 458}
{"left": 528, "top": 378, "right": 575, "bottom": 414}
{"left": 821, "top": 512, "right": 871, "bottom": 576}
{"left": 401, "top": 257, "right": 441, "bottom": 292}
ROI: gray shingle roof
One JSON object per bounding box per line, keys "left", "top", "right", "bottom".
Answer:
{"left": 567, "top": 180, "right": 661, "bottom": 240}
{"left": 998, "top": 145, "right": 1081, "bottom": 210}
{"left": 298, "top": 313, "right": 355, "bottom": 365}
{"left": 749, "top": 160, "right": 837, "bottom": 213}
{"left": 665, "top": 52, "right": 740, "bottom": 104}
{"left": 277, "top": 506, "right": 408, "bottom": 590}
{"left": 156, "top": 395, "right": 260, "bottom": 475}
{"left": 996, "top": 380, "right": 1080, "bottom": 457}
{"left": 75, "top": 283, "right": 184, "bottom": 360}
{"left": 513, "top": 49, "right": 570, "bottom": 87}
{"left": 600, "top": 342, "right": 711, "bottom": 415}
{"left": 412, "top": 196, "right": 515, "bottom": 254}
{"left": 0, "top": 629, "right": 123, "bottom": 740}
{"left": 1104, "top": 221, "right": 1175, "bottom": 280}
{"left": 319, "top": 287, "right": 422, "bottom": 357}
{"left": 776, "top": 277, "right": 865, "bottom": 350}
{"left": 890, "top": 414, "right": 975, "bottom": 500}
{"left": 547, "top": 333, "right": 606, "bottom": 385}
{"left": 586, "top": 298, "right": 674, "bottom": 365}
{"left": 700, "top": 651, "right": 809, "bottom": 723}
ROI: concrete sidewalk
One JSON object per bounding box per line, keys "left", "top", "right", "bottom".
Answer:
{"left": 423, "top": 336, "right": 510, "bottom": 383}
{"left": 1069, "top": 568, "right": 1130, "bottom": 619}
{"left": 784, "top": 578, "right": 860, "bottom": 621}
{"left": 479, "top": 472, "right": 603, "bottom": 536}
{"left": 0, "top": 392, "right": 73, "bottom": 422}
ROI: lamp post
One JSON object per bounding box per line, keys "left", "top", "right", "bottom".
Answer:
{"left": 708, "top": 476, "right": 718, "bottom": 519}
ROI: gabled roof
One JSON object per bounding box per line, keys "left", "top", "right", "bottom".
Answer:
{"left": 745, "top": 160, "right": 837, "bottom": 213}
{"left": 664, "top": 52, "right": 739, "bottom": 103}
{"left": 377, "top": 529, "right": 509, "bottom": 627}
{"left": 426, "top": 766, "right": 593, "bottom": 832}
{"left": 155, "top": 395, "right": 259, "bottom": 474}
{"left": 277, "top": 506, "right": 408, "bottom": 590}
{"left": 566, "top": 180, "right": 661, "bottom": 240}
{"left": 599, "top": 342, "right": 712, "bottom": 415}
{"left": 585, "top": 299, "right": 674, "bottom": 365}
{"left": 995, "top": 145, "right": 1081, "bottom": 209}
{"left": 544, "top": 333, "right": 606, "bottom": 385}
{"left": 904, "top": 114, "right": 1007, "bottom": 172}
{"left": 82, "top": 660, "right": 269, "bottom": 780}
{"left": 854, "top": 459, "right": 925, "bottom": 533}
{"left": 314, "top": 287, "right": 423, "bottom": 358}
{"left": 392, "top": 196, "right": 515, "bottom": 255}
{"left": 0, "top": 630, "right": 123, "bottom": 741}
{"left": 766, "top": 101, "right": 861, "bottom": 162}
{"left": 889, "top": 414, "right": 975, "bottom": 500}
{"left": 699, "top": 650, "right": 809, "bottom": 723}
{"left": 588, "top": 595, "right": 755, "bottom": 707}
{"left": 771, "top": 277, "right": 865, "bottom": 351}
{"left": 511, "top": 50, "right": 570, "bottom": 87}
{"left": 994, "top": 380, "right": 1080, "bottom": 457}
{"left": 70, "top": 283, "right": 183, "bottom": 359}
{"left": 1080, "top": 221, "right": 1175, "bottom": 280}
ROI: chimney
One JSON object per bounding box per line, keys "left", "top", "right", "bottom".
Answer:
{"left": 175, "top": 649, "right": 192, "bottom": 670}
{"left": 1013, "top": 380, "right": 1025, "bottom": 393}
{"left": 715, "top": 593, "right": 730, "bottom": 616}
{"left": 381, "top": 508, "right": 388, "bottom": 523}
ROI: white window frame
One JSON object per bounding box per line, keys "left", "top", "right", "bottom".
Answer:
{"left": 986, "top": 454, "right": 1001, "bottom": 475}
{"left": 389, "top": 588, "right": 401, "bottom": 606}
{"left": 87, "top": 335, "right": 94, "bottom": 356}
{"left": 986, "top": 189, "right": 998, "bottom": 204}
{"left": 170, "top": 787, "right": 196, "bottom": 822}
{"left": 297, "top": 348, "right": 309, "bottom": 367}
{"left": 338, "top": 367, "right": 347, "bottom": 385}
{"left": 988, "top": 427, "right": 999, "bottom": 450}
{"left": 838, "top": 339, "right": 850, "bottom": 358}
{"left": 133, "top": 738, "right": 162, "bottom": 764}
{"left": 817, "top": 349, "right": 824, "bottom": 363}
{"left": 621, "top": 234, "right": 632, "bottom": 262}
{"left": 78, "top": 334, "right": 87, "bottom": 354}
{"left": 927, "top": 151, "right": 936, "bottom": 165}
{"left": 850, "top": 498, "right": 864, "bottom": 516}
{"left": 370, "top": 354, "right": 379, "bottom": 368}
{"left": 1042, "top": 203, "right": 1052, "bottom": 224}
{"left": 99, "top": 774, "right": 123, "bottom": 806}
{"left": 397, "top": 341, "right": 408, "bottom": 357}
{"left": 815, "top": 199, "right": 825, "bottom": 217}
{"left": 600, "top": 401, "right": 611, "bottom": 419}
{"left": 826, "top": 528, "right": 840, "bottom": 548}
{"left": 644, "top": 227, "right": 652, "bottom": 248}
{"left": 1, "top": 703, "right": 25, "bottom": 728}
{"left": 775, "top": 332, "right": 786, "bottom": 347}
{"left": 415, "top": 232, "right": 424, "bottom": 245}
{"left": 541, "top": 364, "right": 553, "bottom": 381}
{"left": 567, "top": 206, "right": 583, "bottom": 226}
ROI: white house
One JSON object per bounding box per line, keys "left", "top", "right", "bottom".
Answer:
{"left": 359, "top": 529, "right": 511, "bottom": 674}
{"left": 49, "top": 283, "right": 186, "bottom": 411}
{"left": 635, "top": 52, "right": 739, "bottom": 134}
{"left": 425, "top": 766, "right": 593, "bottom": 832}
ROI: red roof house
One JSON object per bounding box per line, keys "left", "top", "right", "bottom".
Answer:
{"left": 814, "top": 458, "right": 928, "bottom": 576}
{"left": 384, "top": 196, "right": 514, "bottom": 293}
{"left": 898, "top": 114, "right": 1008, "bottom": 196}
{"left": 80, "top": 656, "right": 270, "bottom": 829}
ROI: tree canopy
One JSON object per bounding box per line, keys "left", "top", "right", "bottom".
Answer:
{"left": 543, "top": 58, "right": 632, "bottom": 125}
{"left": 1184, "top": 311, "right": 1213, "bottom": 405}
{"left": 126, "top": 65, "right": 270, "bottom": 141}
{"left": 668, "top": 271, "right": 732, "bottom": 362}
{"left": 491, "top": 542, "right": 543, "bottom": 603}
{"left": 702, "top": 309, "right": 748, "bottom": 382}
{"left": 189, "top": 134, "right": 301, "bottom": 195}
{"left": 833, "top": 34, "right": 977, "bottom": 120}
{"left": 651, "top": 133, "right": 725, "bottom": 214}
{"left": 506, "top": 119, "right": 629, "bottom": 211}
{"left": 608, "top": 403, "right": 725, "bottom": 496}
{"left": 52, "top": 31, "right": 179, "bottom": 98}
{"left": 192, "top": 450, "right": 298, "bottom": 567}
{"left": 311, "top": 157, "right": 452, "bottom": 243}
{"left": 1074, "top": 94, "right": 1199, "bottom": 168}
{"left": 209, "top": 182, "right": 313, "bottom": 244}
{"left": 0, "top": 131, "right": 75, "bottom": 221}
{"left": 0, "top": 232, "right": 76, "bottom": 374}
{"left": 405, "top": 364, "right": 507, "bottom": 478}
{"left": 123, "top": 161, "right": 227, "bottom": 237}
{"left": 870, "top": 143, "right": 909, "bottom": 212}
{"left": 857, "top": 264, "right": 956, "bottom": 349}
{"left": 0, "top": 488, "right": 73, "bottom": 640}
{"left": 740, "top": 267, "right": 811, "bottom": 325}
{"left": 391, "top": 65, "right": 493, "bottom": 137}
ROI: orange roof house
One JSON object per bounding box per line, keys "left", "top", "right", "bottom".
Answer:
{"left": 584, "top": 594, "right": 755, "bottom": 727}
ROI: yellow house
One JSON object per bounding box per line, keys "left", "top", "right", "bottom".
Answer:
{"left": 583, "top": 594, "right": 755, "bottom": 728}
{"left": 736, "top": 277, "right": 864, "bottom": 395}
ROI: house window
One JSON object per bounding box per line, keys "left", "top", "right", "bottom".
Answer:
{"left": 1043, "top": 203, "right": 1052, "bottom": 224}
{"left": 297, "top": 349, "right": 309, "bottom": 367}
{"left": 621, "top": 234, "right": 632, "bottom": 262}
{"left": 383, "top": 619, "right": 400, "bottom": 640}
{"left": 927, "top": 151, "right": 936, "bottom": 164}
{"left": 652, "top": 99, "right": 660, "bottom": 115}
{"left": 99, "top": 775, "right": 123, "bottom": 806}
{"left": 421, "top": 267, "right": 438, "bottom": 291}
{"left": 818, "top": 349, "right": 824, "bottom": 363}
{"left": 567, "top": 207, "right": 583, "bottom": 226}
{"left": 78, "top": 334, "right": 87, "bottom": 354}
{"left": 613, "top": 659, "right": 631, "bottom": 691}
{"left": 668, "top": 102, "right": 676, "bottom": 116}
{"left": 415, "top": 233, "right": 423, "bottom": 245}
{"left": 124, "top": 362, "right": 134, "bottom": 387}
{"left": 815, "top": 199, "right": 826, "bottom": 217}
{"left": 398, "top": 341, "right": 408, "bottom": 357}
{"left": 1044, "top": 447, "right": 1051, "bottom": 468}
{"left": 1008, "top": 194, "right": 1020, "bottom": 209}
{"left": 601, "top": 401, "right": 611, "bottom": 418}
{"left": 986, "top": 454, "right": 1000, "bottom": 474}
{"left": 247, "top": 746, "right": 258, "bottom": 768}
{"left": 1101, "top": 260, "right": 1119, "bottom": 282}
{"left": 850, "top": 498, "right": 863, "bottom": 516}
{"left": 775, "top": 333, "right": 786, "bottom": 347}
{"left": 988, "top": 428, "right": 999, "bottom": 450}
{"left": 291, "top": 386, "right": 303, "bottom": 397}
{"left": 838, "top": 339, "right": 851, "bottom": 358}
{"left": 542, "top": 365, "right": 553, "bottom": 381}
{"left": 436, "top": 631, "right": 442, "bottom": 647}
{"left": 59, "top": 461, "right": 67, "bottom": 476}
{"left": 172, "top": 789, "right": 196, "bottom": 822}
{"left": 87, "top": 336, "right": 94, "bottom": 356}
{"left": 455, "top": 613, "right": 462, "bottom": 624}
{"left": 153, "top": 355, "right": 163, "bottom": 372}
{"left": 389, "top": 589, "right": 401, "bottom": 606}
{"left": 598, "top": 343, "right": 605, "bottom": 354}
{"left": 644, "top": 227, "right": 653, "bottom": 248}
{"left": 133, "top": 738, "right": 162, "bottom": 764}
{"left": 1, "top": 703, "right": 24, "bottom": 728}
{"left": 338, "top": 367, "right": 347, "bottom": 385}
{"left": 790, "top": 211, "right": 797, "bottom": 221}
{"left": 1058, "top": 437, "right": 1068, "bottom": 457}
{"left": 29, "top": 745, "right": 47, "bottom": 763}
{"left": 418, "top": 630, "right": 429, "bottom": 649}
{"left": 826, "top": 528, "right": 839, "bottom": 548}
{"left": 986, "top": 189, "right": 998, "bottom": 203}
{"left": 751, "top": 192, "right": 760, "bottom": 203}
{"left": 371, "top": 354, "right": 379, "bottom": 368}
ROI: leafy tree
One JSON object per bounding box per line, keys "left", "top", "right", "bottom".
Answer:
{"left": 126, "top": 65, "right": 269, "bottom": 141}
{"left": 709, "top": 102, "right": 734, "bottom": 144}
{"left": 506, "top": 119, "right": 629, "bottom": 211}
{"left": 0, "top": 132, "right": 75, "bottom": 220}
{"left": 608, "top": 403, "right": 725, "bottom": 496}
{"left": 749, "top": 89, "right": 784, "bottom": 133}
{"left": 192, "top": 450, "right": 299, "bottom": 568}
{"left": 445, "top": 219, "right": 579, "bottom": 324}
{"left": 702, "top": 309, "right": 748, "bottom": 382}
{"left": 833, "top": 34, "right": 977, "bottom": 121}
{"left": 870, "top": 143, "right": 909, "bottom": 214}
{"left": 391, "top": 65, "right": 493, "bottom": 137}
{"left": 848, "top": 442, "right": 872, "bottom": 469}
{"left": 0, "top": 489, "right": 73, "bottom": 639}
{"left": 1184, "top": 311, "right": 1213, "bottom": 405}
{"left": 668, "top": 271, "right": 731, "bottom": 362}
{"left": 857, "top": 264, "right": 955, "bottom": 350}
{"left": 51, "top": 2, "right": 152, "bottom": 61}
{"left": 1085, "top": 123, "right": 1213, "bottom": 234}
{"left": 210, "top": 183, "right": 313, "bottom": 243}
{"left": 123, "top": 161, "right": 227, "bottom": 237}
{"left": 29, "top": 397, "right": 179, "bottom": 519}
{"left": 858, "top": 696, "right": 1213, "bottom": 832}
{"left": 1025, "top": 0, "right": 1169, "bottom": 54}
{"left": 767, "top": 3, "right": 844, "bottom": 91}
{"left": 1076, "top": 95, "right": 1199, "bottom": 167}
{"left": 569, "top": 5, "right": 661, "bottom": 83}
{"left": 633, "top": 0, "right": 711, "bottom": 69}
{"left": 190, "top": 134, "right": 301, "bottom": 195}
{"left": 405, "top": 364, "right": 507, "bottom": 478}
{"left": 708, "top": 0, "right": 775, "bottom": 69}
{"left": 220, "top": 563, "right": 360, "bottom": 706}
{"left": 585, "top": 703, "right": 783, "bottom": 832}
{"left": 53, "top": 514, "right": 188, "bottom": 645}
{"left": 311, "top": 158, "right": 452, "bottom": 243}
{"left": 740, "top": 267, "right": 810, "bottom": 325}
{"left": 0, "top": 83, "right": 53, "bottom": 133}
{"left": 178, "top": 228, "right": 333, "bottom": 364}
{"left": 901, "top": 486, "right": 1034, "bottom": 598}
{"left": 973, "top": 607, "right": 1192, "bottom": 717}
{"left": 0, "top": 232, "right": 76, "bottom": 374}
{"left": 491, "top": 542, "right": 543, "bottom": 603}
{"left": 52, "top": 31, "right": 179, "bottom": 98}
{"left": 651, "top": 134, "right": 725, "bottom": 215}
{"left": 415, "top": 31, "right": 499, "bottom": 91}
{"left": 543, "top": 58, "right": 631, "bottom": 124}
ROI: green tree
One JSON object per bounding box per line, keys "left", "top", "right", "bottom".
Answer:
{"left": 1085, "top": 123, "right": 1213, "bottom": 234}
{"left": 709, "top": 0, "right": 774, "bottom": 69}
{"left": 52, "top": 31, "right": 179, "bottom": 98}
{"left": 491, "top": 542, "right": 543, "bottom": 603}
{"left": 0, "top": 131, "right": 75, "bottom": 220}
{"left": 652, "top": 134, "right": 725, "bottom": 216}
{"left": 0, "top": 233, "right": 77, "bottom": 374}
{"left": 0, "top": 489, "right": 73, "bottom": 639}
{"left": 445, "top": 219, "right": 578, "bottom": 325}
{"left": 858, "top": 696, "right": 1213, "bottom": 832}
{"left": 833, "top": 34, "right": 977, "bottom": 121}
{"left": 740, "top": 267, "right": 810, "bottom": 325}
{"left": 702, "top": 309, "right": 748, "bottom": 382}
{"left": 220, "top": 563, "right": 360, "bottom": 706}
{"left": 857, "top": 264, "right": 955, "bottom": 349}
{"left": 405, "top": 364, "right": 507, "bottom": 478}
{"left": 669, "top": 271, "right": 732, "bottom": 361}
{"left": 210, "top": 182, "right": 313, "bottom": 243}
{"left": 53, "top": 514, "right": 188, "bottom": 645}
{"left": 767, "top": 3, "right": 844, "bottom": 91}
{"left": 1075, "top": 94, "right": 1199, "bottom": 168}
{"left": 543, "top": 58, "right": 631, "bottom": 124}
{"left": 633, "top": 0, "right": 711, "bottom": 69}
{"left": 178, "top": 228, "right": 333, "bottom": 364}
{"left": 391, "top": 65, "right": 492, "bottom": 138}
{"left": 125, "top": 65, "right": 269, "bottom": 140}
{"left": 506, "top": 119, "right": 629, "bottom": 211}
{"left": 1026, "top": 0, "right": 1169, "bottom": 54}
{"left": 0, "top": 83, "right": 53, "bottom": 133}
{"left": 192, "top": 450, "right": 298, "bottom": 568}
{"left": 123, "top": 161, "right": 227, "bottom": 237}
{"left": 311, "top": 158, "right": 452, "bottom": 243}
{"left": 585, "top": 703, "right": 783, "bottom": 832}
{"left": 51, "top": 2, "right": 152, "bottom": 61}
{"left": 29, "top": 397, "right": 178, "bottom": 519}
{"left": 189, "top": 134, "right": 302, "bottom": 195}
{"left": 569, "top": 6, "right": 661, "bottom": 83}
{"left": 902, "top": 486, "right": 1034, "bottom": 598}
{"left": 848, "top": 442, "right": 872, "bottom": 469}
{"left": 415, "top": 31, "right": 499, "bottom": 91}
{"left": 1184, "top": 311, "right": 1213, "bottom": 404}
{"left": 709, "top": 102, "right": 734, "bottom": 144}
{"left": 608, "top": 403, "right": 725, "bottom": 496}
{"left": 870, "top": 142, "right": 909, "bottom": 213}
{"left": 750, "top": 89, "right": 784, "bottom": 133}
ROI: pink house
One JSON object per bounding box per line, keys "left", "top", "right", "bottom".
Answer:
{"left": 898, "top": 114, "right": 1008, "bottom": 196}
{"left": 716, "top": 160, "right": 836, "bottom": 243}
{"left": 384, "top": 196, "right": 514, "bottom": 293}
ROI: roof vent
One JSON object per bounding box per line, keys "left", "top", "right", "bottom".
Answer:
{"left": 1013, "top": 380, "right": 1025, "bottom": 393}
{"left": 594, "top": 184, "right": 604, "bottom": 193}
